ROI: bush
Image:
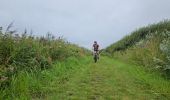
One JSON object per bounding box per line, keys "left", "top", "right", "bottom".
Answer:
{"left": 160, "top": 31, "right": 170, "bottom": 77}
{"left": 105, "top": 20, "right": 170, "bottom": 78}
{"left": 0, "top": 26, "right": 89, "bottom": 90}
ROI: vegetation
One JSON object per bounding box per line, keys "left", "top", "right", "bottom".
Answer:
{"left": 1, "top": 56, "right": 170, "bottom": 99}
{"left": 0, "top": 24, "right": 90, "bottom": 98}
{"left": 106, "top": 20, "right": 170, "bottom": 52}
{"left": 1, "top": 20, "right": 170, "bottom": 99}
{"left": 45, "top": 57, "right": 170, "bottom": 99}
{"left": 0, "top": 56, "right": 90, "bottom": 99}
{"left": 105, "top": 20, "right": 170, "bottom": 78}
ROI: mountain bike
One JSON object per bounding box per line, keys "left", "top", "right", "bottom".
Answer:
{"left": 93, "top": 51, "right": 99, "bottom": 63}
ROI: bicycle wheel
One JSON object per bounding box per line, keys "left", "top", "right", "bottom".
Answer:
{"left": 94, "top": 54, "right": 98, "bottom": 63}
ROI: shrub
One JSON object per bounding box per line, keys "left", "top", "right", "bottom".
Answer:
{"left": 160, "top": 31, "right": 170, "bottom": 77}
{"left": 105, "top": 20, "right": 170, "bottom": 77}
{"left": 0, "top": 26, "right": 89, "bottom": 90}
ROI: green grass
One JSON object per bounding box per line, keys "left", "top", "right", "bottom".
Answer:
{"left": 0, "top": 27, "right": 91, "bottom": 99}
{"left": 1, "top": 56, "right": 170, "bottom": 99}
{"left": 0, "top": 56, "right": 90, "bottom": 99}
{"left": 1, "top": 21, "right": 170, "bottom": 100}
{"left": 105, "top": 20, "right": 170, "bottom": 53}
{"left": 105, "top": 20, "right": 170, "bottom": 76}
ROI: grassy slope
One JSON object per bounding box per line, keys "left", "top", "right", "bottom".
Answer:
{"left": 104, "top": 20, "right": 170, "bottom": 77}
{"left": 106, "top": 20, "right": 170, "bottom": 53}
{"left": 34, "top": 57, "right": 170, "bottom": 100}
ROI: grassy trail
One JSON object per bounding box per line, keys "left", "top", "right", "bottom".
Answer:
{"left": 41, "top": 57, "right": 170, "bottom": 100}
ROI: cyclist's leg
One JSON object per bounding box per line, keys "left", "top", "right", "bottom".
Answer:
{"left": 97, "top": 50, "right": 99, "bottom": 59}
{"left": 93, "top": 51, "right": 95, "bottom": 58}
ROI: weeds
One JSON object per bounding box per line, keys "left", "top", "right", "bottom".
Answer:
{"left": 105, "top": 20, "right": 170, "bottom": 78}
{"left": 0, "top": 25, "right": 90, "bottom": 98}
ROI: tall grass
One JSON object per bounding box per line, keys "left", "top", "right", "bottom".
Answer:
{"left": 0, "top": 56, "right": 90, "bottom": 99}
{"left": 106, "top": 20, "right": 170, "bottom": 53}
{"left": 0, "top": 25, "right": 90, "bottom": 98}
{"left": 105, "top": 20, "right": 170, "bottom": 78}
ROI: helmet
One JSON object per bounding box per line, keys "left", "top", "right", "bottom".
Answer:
{"left": 94, "top": 41, "right": 97, "bottom": 43}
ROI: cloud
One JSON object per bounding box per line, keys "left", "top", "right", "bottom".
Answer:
{"left": 0, "top": 0, "right": 170, "bottom": 49}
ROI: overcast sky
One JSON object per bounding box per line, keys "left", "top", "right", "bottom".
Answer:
{"left": 0, "top": 0, "right": 170, "bottom": 49}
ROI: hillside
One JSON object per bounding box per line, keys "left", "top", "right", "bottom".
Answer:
{"left": 105, "top": 20, "right": 170, "bottom": 78}
{"left": 0, "top": 26, "right": 90, "bottom": 98}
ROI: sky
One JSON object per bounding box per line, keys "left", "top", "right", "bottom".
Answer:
{"left": 0, "top": 0, "right": 170, "bottom": 49}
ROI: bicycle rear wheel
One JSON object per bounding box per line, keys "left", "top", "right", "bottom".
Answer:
{"left": 94, "top": 54, "right": 98, "bottom": 63}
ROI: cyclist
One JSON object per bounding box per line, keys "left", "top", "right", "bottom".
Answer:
{"left": 92, "top": 41, "right": 100, "bottom": 60}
